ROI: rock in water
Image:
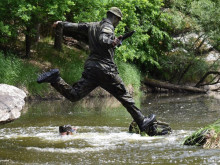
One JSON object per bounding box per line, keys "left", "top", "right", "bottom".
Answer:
{"left": 129, "top": 120, "right": 172, "bottom": 136}
{"left": 0, "top": 84, "right": 26, "bottom": 123}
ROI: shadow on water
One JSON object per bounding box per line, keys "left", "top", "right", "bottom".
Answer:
{"left": 0, "top": 94, "right": 220, "bottom": 164}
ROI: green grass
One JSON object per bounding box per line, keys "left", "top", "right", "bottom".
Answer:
{"left": 184, "top": 119, "right": 220, "bottom": 146}
{"left": 0, "top": 52, "right": 48, "bottom": 95}
{"left": 207, "top": 119, "right": 220, "bottom": 134}
{"left": 116, "top": 60, "right": 141, "bottom": 93}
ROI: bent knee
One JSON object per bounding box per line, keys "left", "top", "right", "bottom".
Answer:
{"left": 69, "top": 96, "right": 81, "bottom": 102}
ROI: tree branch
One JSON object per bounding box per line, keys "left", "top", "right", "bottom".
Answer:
{"left": 195, "top": 71, "right": 220, "bottom": 87}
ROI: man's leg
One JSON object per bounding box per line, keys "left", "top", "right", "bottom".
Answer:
{"left": 100, "top": 72, "right": 156, "bottom": 132}
{"left": 37, "top": 69, "right": 97, "bottom": 102}
{"left": 51, "top": 77, "right": 97, "bottom": 102}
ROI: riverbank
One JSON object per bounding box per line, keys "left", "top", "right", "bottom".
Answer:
{"left": 184, "top": 119, "right": 220, "bottom": 149}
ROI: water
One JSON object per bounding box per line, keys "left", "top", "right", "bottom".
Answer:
{"left": 0, "top": 94, "right": 220, "bottom": 164}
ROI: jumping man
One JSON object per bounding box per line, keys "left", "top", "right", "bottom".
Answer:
{"left": 37, "top": 7, "right": 156, "bottom": 135}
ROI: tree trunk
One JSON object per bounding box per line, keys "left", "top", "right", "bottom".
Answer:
{"left": 54, "top": 23, "right": 63, "bottom": 51}
{"left": 33, "top": 23, "right": 41, "bottom": 43}
{"left": 144, "top": 77, "right": 207, "bottom": 93}
{"left": 25, "top": 26, "right": 31, "bottom": 58}
{"left": 177, "top": 62, "right": 193, "bottom": 84}
{"left": 195, "top": 71, "right": 220, "bottom": 87}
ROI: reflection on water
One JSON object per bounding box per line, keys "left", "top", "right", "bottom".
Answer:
{"left": 0, "top": 94, "right": 220, "bottom": 164}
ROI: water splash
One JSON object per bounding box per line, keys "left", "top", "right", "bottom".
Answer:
{"left": 0, "top": 126, "right": 193, "bottom": 154}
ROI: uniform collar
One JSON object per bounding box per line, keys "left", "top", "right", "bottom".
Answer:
{"left": 101, "top": 18, "right": 114, "bottom": 26}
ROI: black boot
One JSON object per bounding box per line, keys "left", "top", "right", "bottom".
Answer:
{"left": 127, "top": 105, "right": 156, "bottom": 134}
{"left": 37, "top": 69, "right": 60, "bottom": 83}
{"left": 138, "top": 114, "right": 157, "bottom": 132}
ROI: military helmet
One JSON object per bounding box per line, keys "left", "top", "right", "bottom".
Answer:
{"left": 107, "top": 7, "right": 123, "bottom": 19}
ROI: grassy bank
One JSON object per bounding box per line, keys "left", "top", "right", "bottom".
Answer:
{"left": 0, "top": 52, "right": 47, "bottom": 95}
{"left": 0, "top": 39, "right": 141, "bottom": 97}
{"left": 184, "top": 119, "right": 220, "bottom": 149}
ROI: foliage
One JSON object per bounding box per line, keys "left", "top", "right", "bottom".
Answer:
{"left": 153, "top": 0, "right": 220, "bottom": 83}
{"left": 158, "top": 50, "right": 209, "bottom": 83}
{"left": 168, "top": 0, "right": 220, "bottom": 49}
{"left": 69, "top": 0, "right": 106, "bottom": 22}
{"left": 190, "top": 0, "right": 220, "bottom": 48}
{"left": 64, "top": 0, "right": 220, "bottom": 83}
{"left": 0, "top": 0, "right": 74, "bottom": 44}
{"left": 1, "top": 0, "right": 170, "bottom": 87}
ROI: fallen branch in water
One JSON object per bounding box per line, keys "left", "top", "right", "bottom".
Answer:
{"left": 144, "top": 77, "right": 207, "bottom": 93}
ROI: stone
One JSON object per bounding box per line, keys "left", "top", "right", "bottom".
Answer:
{"left": 0, "top": 84, "right": 26, "bottom": 123}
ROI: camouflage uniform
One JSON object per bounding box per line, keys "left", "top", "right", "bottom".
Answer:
{"left": 51, "top": 17, "right": 146, "bottom": 123}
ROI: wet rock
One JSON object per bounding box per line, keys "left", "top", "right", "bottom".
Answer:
{"left": 0, "top": 84, "right": 26, "bottom": 124}
{"left": 184, "top": 120, "right": 220, "bottom": 149}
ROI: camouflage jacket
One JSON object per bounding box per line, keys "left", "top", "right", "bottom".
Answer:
{"left": 62, "top": 18, "right": 117, "bottom": 72}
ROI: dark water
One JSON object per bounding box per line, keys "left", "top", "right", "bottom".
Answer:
{"left": 0, "top": 94, "right": 220, "bottom": 164}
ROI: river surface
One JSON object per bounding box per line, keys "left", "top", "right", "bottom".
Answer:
{"left": 0, "top": 94, "right": 220, "bottom": 164}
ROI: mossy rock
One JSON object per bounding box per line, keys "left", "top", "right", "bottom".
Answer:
{"left": 184, "top": 119, "right": 220, "bottom": 149}
{"left": 129, "top": 120, "right": 172, "bottom": 136}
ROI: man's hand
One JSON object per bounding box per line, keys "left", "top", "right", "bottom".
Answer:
{"left": 52, "top": 21, "right": 62, "bottom": 28}
{"left": 112, "top": 35, "right": 123, "bottom": 47}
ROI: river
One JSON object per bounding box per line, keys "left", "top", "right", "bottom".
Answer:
{"left": 0, "top": 94, "right": 220, "bottom": 164}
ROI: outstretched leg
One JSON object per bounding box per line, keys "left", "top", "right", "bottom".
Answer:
{"left": 100, "top": 72, "right": 156, "bottom": 132}
{"left": 37, "top": 69, "right": 98, "bottom": 102}
{"left": 51, "top": 77, "right": 97, "bottom": 102}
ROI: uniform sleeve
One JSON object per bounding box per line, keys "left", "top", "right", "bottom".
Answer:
{"left": 78, "top": 23, "right": 90, "bottom": 35}
{"left": 60, "top": 22, "right": 79, "bottom": 32}
{"left": 99, "top": 24, "right": 115, "bottom": 48}
{"left": 60, "top": 22, "right": 90, "bottom": 35}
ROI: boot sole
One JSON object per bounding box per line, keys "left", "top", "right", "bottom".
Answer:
{"left": 37, "top": 69, "right": 59, "bottom": 83}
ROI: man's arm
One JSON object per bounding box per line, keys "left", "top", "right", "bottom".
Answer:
{"left": 99, "top": 25, "right": 122, "bottom": 48}
{"left": 53, "top": 21, "right": 89, "bottom": 35}
{"left": 53, "top": 21, "right": 78, "bottom": 31}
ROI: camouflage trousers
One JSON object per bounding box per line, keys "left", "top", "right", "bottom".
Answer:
{"left": 51, "top": 67, "right": 145, "bottom": 122}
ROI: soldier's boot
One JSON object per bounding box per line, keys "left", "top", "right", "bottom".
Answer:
{"left": 137, "top": 114, "right": 157, "bottom": 133}
{"left": 37, "top": 69, "right": 60, "bottom": 84}
{"left": 127, "top": 105, "right": 156, "bottom": 134}
{"left": 129, "top": 108, "right": 156, "bottom": 133}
